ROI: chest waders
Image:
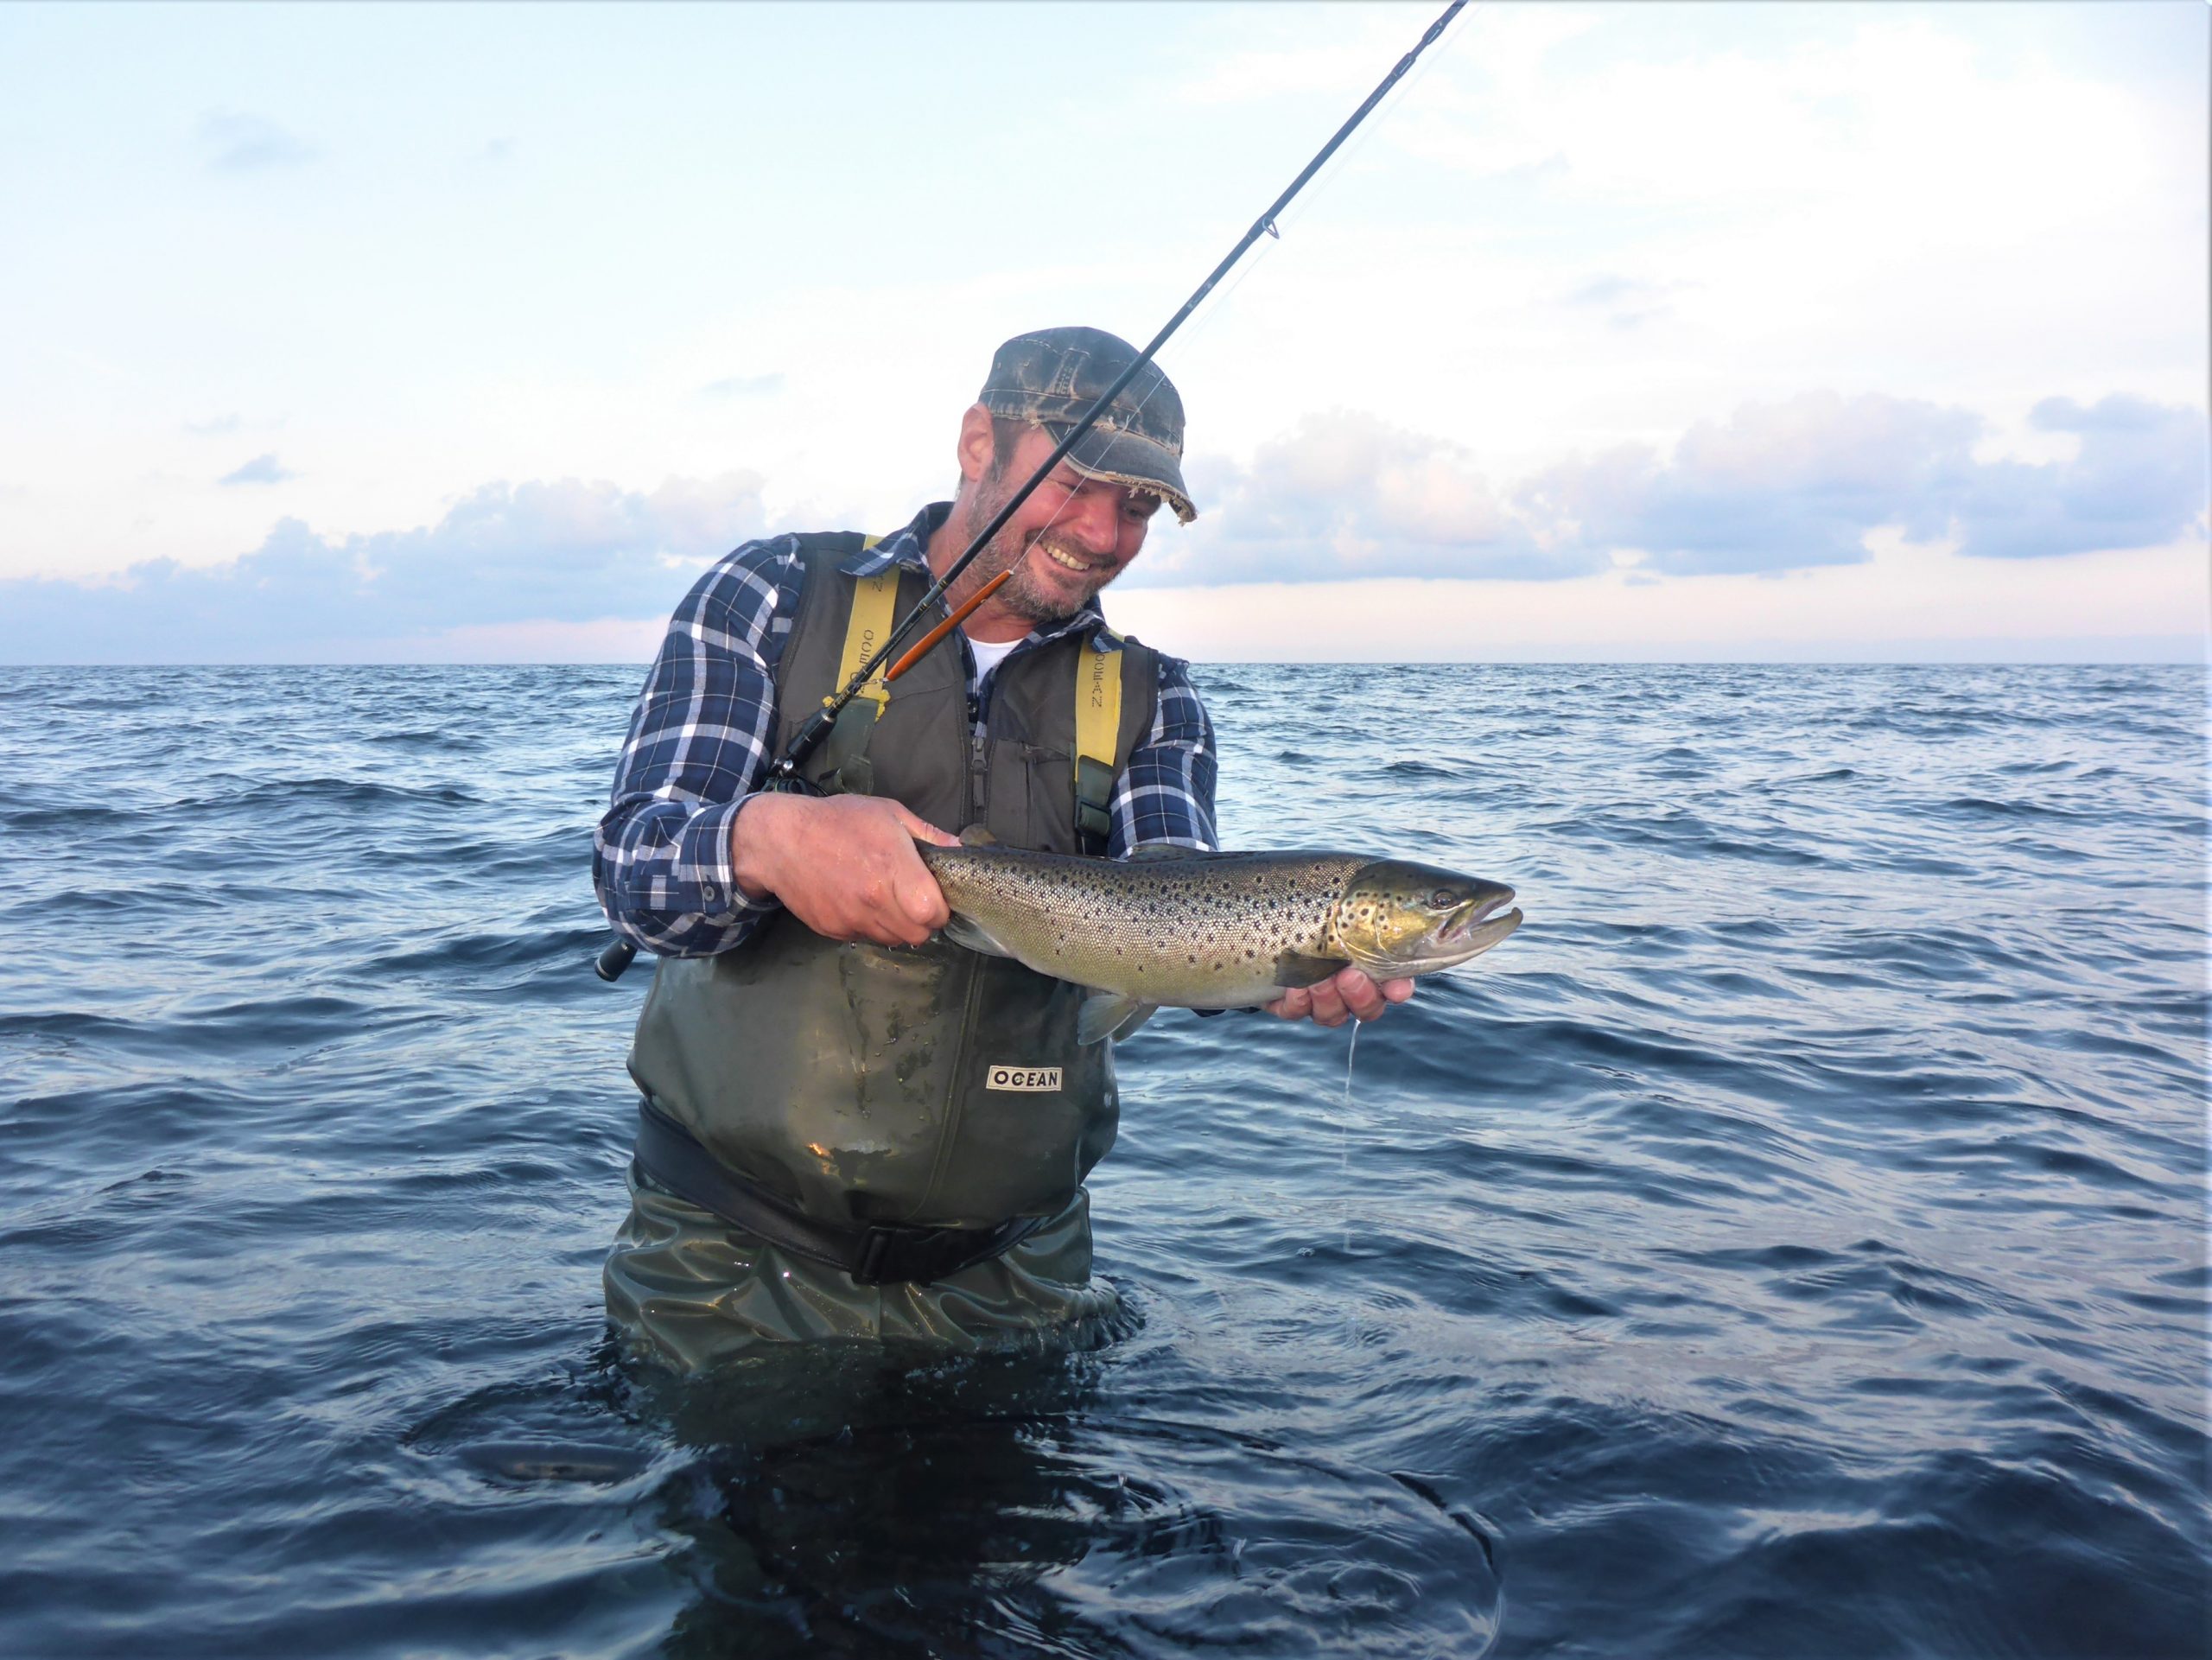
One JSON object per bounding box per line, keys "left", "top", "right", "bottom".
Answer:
{"left": 607, "top": 536, "right": 1159, "bottom": 1370}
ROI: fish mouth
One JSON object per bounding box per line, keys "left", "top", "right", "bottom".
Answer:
{"left": 1348, "top": 886, "right": 1522, "bottom": 979}
{"left": 1379, "top": 887, "right": 1521, "bottom": 976}
{"left": 1439, "top": 886, "right": 1518, "bottom": 950}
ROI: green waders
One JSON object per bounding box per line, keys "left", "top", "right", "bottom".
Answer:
{"left": 607, "top": 534, "right": 1160, "bottom": 1372}
{"left": 605, "top": 1174, "right": 1116, "bottom": 1375}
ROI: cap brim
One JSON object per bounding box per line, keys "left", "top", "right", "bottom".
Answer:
{"left": 1058, "top": 424, "right": 1197, "bottom": 525}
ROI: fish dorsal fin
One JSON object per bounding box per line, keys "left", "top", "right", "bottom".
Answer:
{"left": 1125, "top": 843, "right": 1198, "bottom": 862}
{"left": 1273, "top": 951, "right": 1350, "bottom": 989}
{"left": 959, "top": 824, "right": 1001, "bottom": 848}
{"left": 1077, "top": 991, "right": 1158, "bottom": 1046}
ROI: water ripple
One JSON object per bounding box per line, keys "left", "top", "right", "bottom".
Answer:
{"left": 0, "top": 662, "right": 2202, "bottom": 1657}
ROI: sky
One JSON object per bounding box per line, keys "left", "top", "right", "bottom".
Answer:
{"left": 0, "top": 1, "right": 2205, "bottom": 663}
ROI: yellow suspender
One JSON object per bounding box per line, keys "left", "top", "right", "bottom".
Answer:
{"left": 830, "top": 542, "right": 1124, "bottom": 840}
{"left": 1072, "top": 639, "right": 1123, "bottom": 849}
{"left": 1076, "top": 640, "right": 1123, "bottom": 769}
{"left": 831, "top": 536, "right": 893, "bottom": 710}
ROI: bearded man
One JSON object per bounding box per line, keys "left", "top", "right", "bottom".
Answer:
{"left": 592, "top": 326, "right": 1409, "bottom": 1372}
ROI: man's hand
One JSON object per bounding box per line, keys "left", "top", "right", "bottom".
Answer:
{"left": 731, "top": 792, "right": 960, "bottom": 947}
{"left": 1264, "top": 966, "right": 1414, "bottom": 1027}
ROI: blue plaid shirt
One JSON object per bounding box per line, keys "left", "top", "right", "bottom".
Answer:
{"left": 594, "top": 502, "right": 1219, "bottom": 957}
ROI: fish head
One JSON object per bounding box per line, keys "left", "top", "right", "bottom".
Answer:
{"left": 1332, "top": 860, "right": 1522, "bottom": 978}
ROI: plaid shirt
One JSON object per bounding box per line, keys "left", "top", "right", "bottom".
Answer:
{"left": 594, "top": 502, "right": 1219, "bottom": 957}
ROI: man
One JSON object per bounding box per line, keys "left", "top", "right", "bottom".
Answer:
{"left": 593, "top": 327, "right": 1410, "bottom": 1372}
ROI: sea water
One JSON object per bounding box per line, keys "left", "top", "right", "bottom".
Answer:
{"left": 0, "top": 662, "right": 2203, "bottom": 1657}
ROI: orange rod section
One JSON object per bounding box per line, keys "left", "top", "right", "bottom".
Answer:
{"left": 883, "top": 569, "right": 1012, "bottom": 683}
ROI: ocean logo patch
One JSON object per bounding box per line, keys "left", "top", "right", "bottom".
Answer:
{"left": 986, "top": 1065, "right": 1062, "bottom": 1092}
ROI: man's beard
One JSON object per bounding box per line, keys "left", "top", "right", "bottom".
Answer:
{"left": 950, "top": 474, "right": 1115, "bottom": 625}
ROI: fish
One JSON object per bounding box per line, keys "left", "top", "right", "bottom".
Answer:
{"left": 918, "top": 836, "right": 1522, "bottom": 1044}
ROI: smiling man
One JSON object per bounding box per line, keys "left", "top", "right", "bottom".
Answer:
{"left": 591, "top": 326, "right": 1410, "bottom": 1371}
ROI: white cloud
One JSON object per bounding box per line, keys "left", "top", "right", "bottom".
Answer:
{"left": 1150, "top": 392, "right": 2208, "bottom": 584}
{"left": 218, "top": 453, "right": 296, "bottom": 487}
{"left": 0, "top": 473, "right": 767, "bottom": 662}
{"left": 700, "top": 372, "right": 785, "bottom": 399}
{"left": 197, "top": 111, "right": 316, "bottom": 172}
{"left": 8, "top": 385, "right": 2196, "bottom": 659}
{"left": 1146, "top": 410, "right": 1573, "bottom": 583}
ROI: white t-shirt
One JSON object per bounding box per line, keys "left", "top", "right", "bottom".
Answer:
{"left": 965, "top": 633, "right": 1022, "bottom": 684}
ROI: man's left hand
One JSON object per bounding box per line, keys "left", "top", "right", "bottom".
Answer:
{"left": 1264, "top": 966, "right": 1414, "bottom": 1027}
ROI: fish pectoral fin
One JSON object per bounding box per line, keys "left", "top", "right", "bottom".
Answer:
{"left": 1077, "top": 991, "right": 1158, "bottom": 1046}
{"left": 1111, "top": 1002, "right": 1160, "bottom": 1041}
{"left": 939, "top": 913, "right": 1014, "bottom": 958}
{"left": 1272, "top": 951, "right": 1351, "bottom": 989}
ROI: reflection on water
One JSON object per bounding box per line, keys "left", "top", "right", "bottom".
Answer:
{"left": 640, "top": 1345, "right": 1501, "bottom": 1658}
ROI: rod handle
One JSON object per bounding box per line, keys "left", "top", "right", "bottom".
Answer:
{"left": 886, "top": 569, "right": 1012, "bottom": 684}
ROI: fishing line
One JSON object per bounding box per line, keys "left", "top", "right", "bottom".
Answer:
{"left": 988, "top": 3, "right": 1469, "bottom": 607}
{"left": 766, "top": 0, "right": 1469, "bottom": 787}
{"left": 1025, "top": 219, "right": 1287, "bottom": 525}
{"left": 1252, "top": 15, "right": 1462, "bottom": 252}
{"left": 1339, "top": 1018, "right": 1359, "bottom": 1261}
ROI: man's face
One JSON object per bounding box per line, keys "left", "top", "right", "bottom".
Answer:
{"left": 957, "top": 423, "right": 1161, "bottom": 624}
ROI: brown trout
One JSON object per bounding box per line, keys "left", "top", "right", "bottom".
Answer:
{"left": 918, "top": 839, "right": 1522, "bottom": 1043}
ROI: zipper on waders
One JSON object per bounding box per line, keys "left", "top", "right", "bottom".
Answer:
{"left": 910, "top": 665, "right": 994, "bottom": 1223}
{"left": 966, "top": 689, "right": 989, "bottom": 826}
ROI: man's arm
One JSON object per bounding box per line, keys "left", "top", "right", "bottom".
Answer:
{"left": 1107, "top": 654, "right": 1219, "bottom": 855}
{"left": 594, "top": 541, "right": 959, "bottom": 957}
{"left": 592, "top": 545, "right": 797, "bottom": 957}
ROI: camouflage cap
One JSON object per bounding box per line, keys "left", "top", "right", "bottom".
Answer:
{"left": 978, "top": 325, "right": 1196, "bottom": 524}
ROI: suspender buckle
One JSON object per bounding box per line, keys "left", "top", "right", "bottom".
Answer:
{"left": 1073, "top": 755, "right": 1116, "bottom": 852}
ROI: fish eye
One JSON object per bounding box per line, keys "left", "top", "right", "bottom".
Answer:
{"left": 1430, "top": 888, "right": 1457, "bottom": 908}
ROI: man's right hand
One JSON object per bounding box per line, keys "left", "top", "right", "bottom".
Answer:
{"left": 730, "top": 792, "right": 959, "bottom": 947}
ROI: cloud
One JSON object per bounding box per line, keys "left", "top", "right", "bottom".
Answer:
{"left": 700, "top": 372, "right": 785, "bottom": 398}
{"left": 185, "top": 413, "right": 242, "bottom": 436}
{"left": 1560, "top": 273, "right": 1675, "bottom": 331}
{"left": 1136, "top": 393, "right": 2207, "bottom": 586}
{"left": 1562, "top": 276, "right": 1646, "bottom": 308}
{"left": 1520, "top": 392, "right": 2207, "bottom": 576}
{"left": 0, "top": 474, "right": 768, "bottom": 663}
{"left": 1952, "top": 396, "right": 2210, "bottom": 560}
{"left": 198, "top": 111, "right": 316, "bottom": 172}
{"left": 4, "top": 391, "right": 2196, "bottom": 660}
{"left": 1135, "top": 410, "right": 1586, "bottom": 587}
{"left": 219, "top": 454, "right": 296, "bottom": 487}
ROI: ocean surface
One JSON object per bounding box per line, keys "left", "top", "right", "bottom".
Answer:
{"left": 0, "top": 662, "right": 2204, "bottom": 1659}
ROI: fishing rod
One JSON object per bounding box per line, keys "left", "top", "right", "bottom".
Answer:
{"left": 765, "top": 0, "right": 1466, "bottom": 789}
{"left": 596, "top": 0, "right": 1465, "bottom": 983}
